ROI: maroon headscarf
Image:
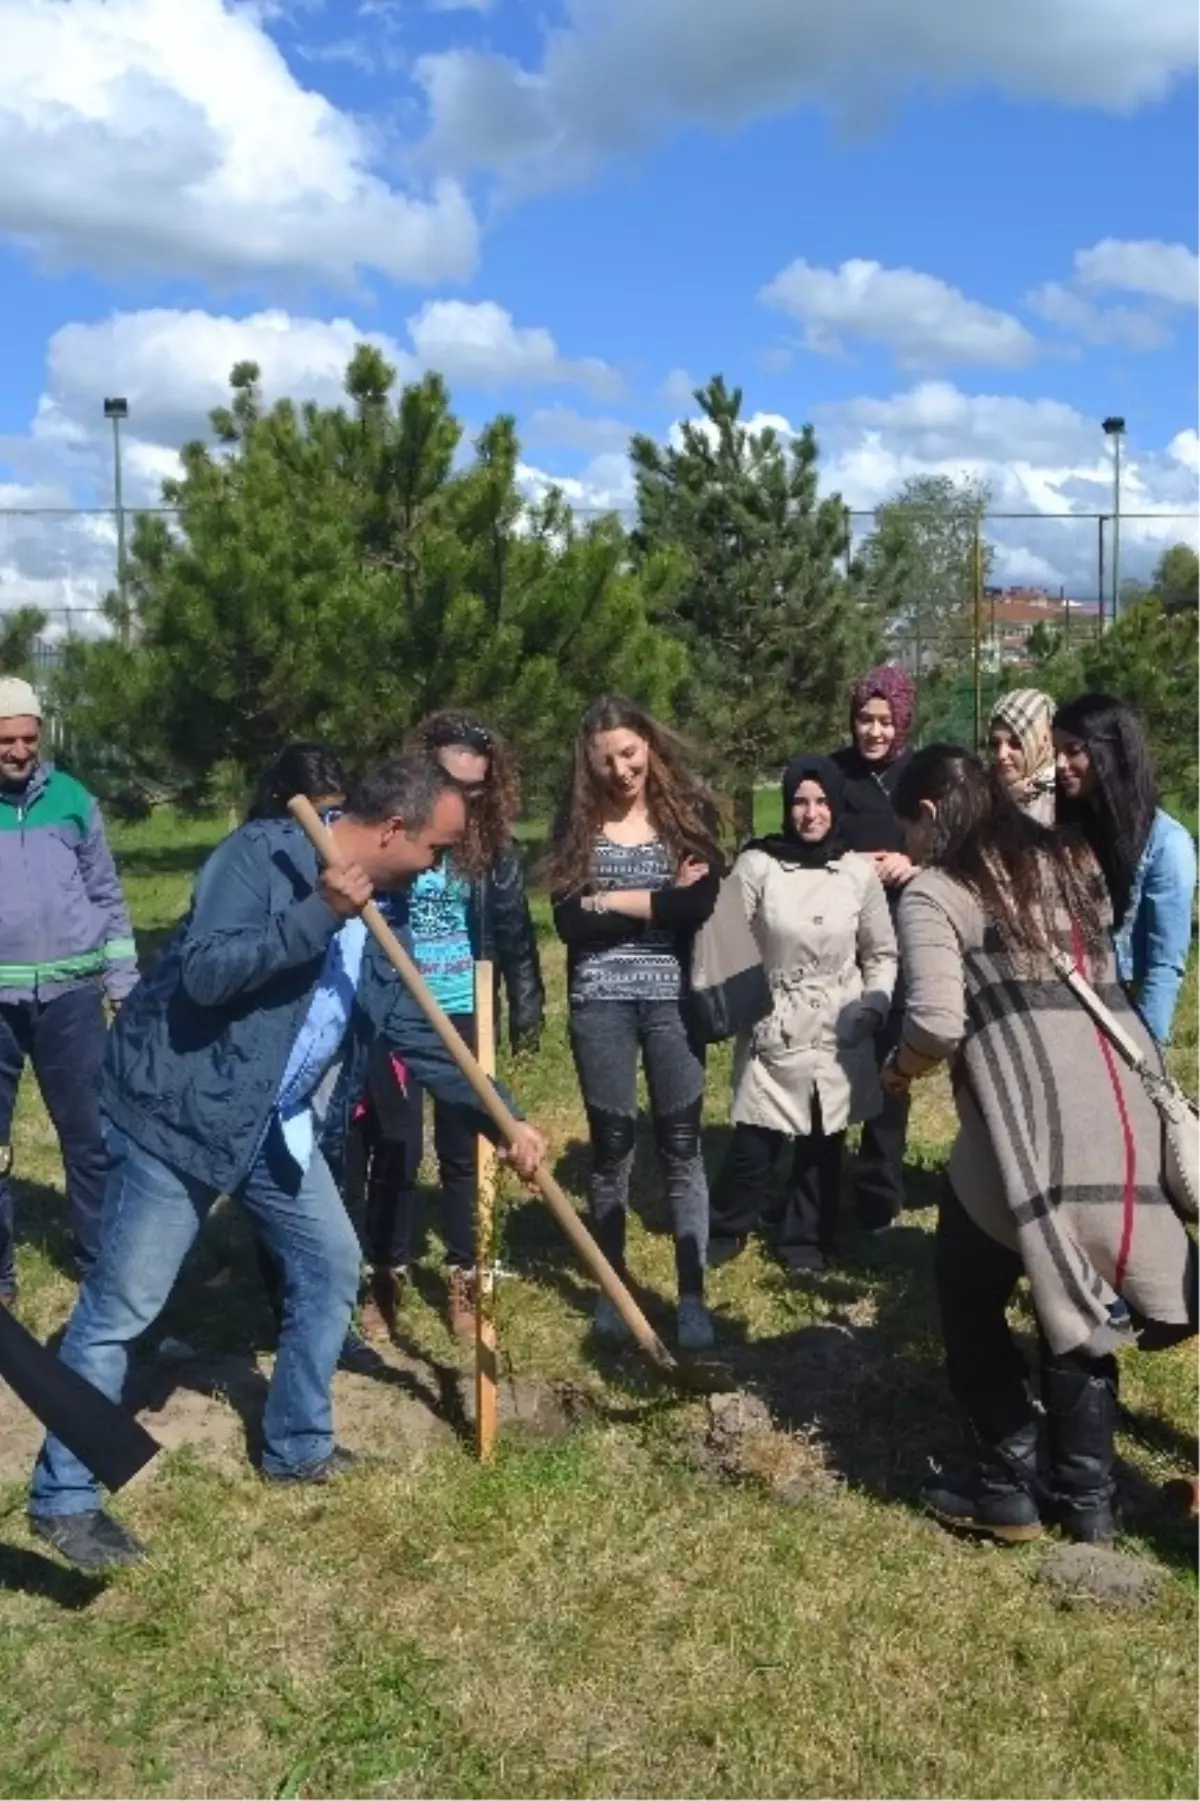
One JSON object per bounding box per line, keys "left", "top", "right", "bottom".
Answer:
{"left": 849, "top": 665, "right": 916, "bottom": 765}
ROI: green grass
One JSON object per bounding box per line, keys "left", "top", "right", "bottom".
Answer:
{"left": 0, "top": 807, "right": 1196, "bottom": 1800}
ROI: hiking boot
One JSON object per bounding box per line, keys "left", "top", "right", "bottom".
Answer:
{"left": 676, "top": 1295, "right": 716, "bottom": 1351}
{"left": 706, "top": 1235, "right": 746, "bottom": 1269}
{"left": 592, "top": 1292, "right": 633, "bottom": 1344}
{"left": 447, "top": 1266, "right": 477, "bottom": 1340}
{"left": 30, "top": 1509, "right": 146, "bottom": 1572}
{"left": 924, "top": 1421, "right": 1044, "bottom": 1543}
{"left": 262, "top": 1445, "right": 363, "bottom": 1487}
{"left": 360, "top": 1266, "right": 406, "bottom": 1342}
{"left": 781, "top": 1246, "right": 828, "bottom": 1278}
{"left": 1042, "top": 1361, "right": 1118, "bottom": 1544}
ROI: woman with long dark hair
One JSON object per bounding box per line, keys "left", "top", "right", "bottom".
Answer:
{"left": 359, "top": 712, "right": 544, "bottom": 1341}
{"left": 707, "top": 756, "right": 897, "bottom": 1275}
{"left": 1054, "top": 693, "right": 1196, "bottom": 1045}
{"left": 549, "top": 697, "right": 723, "bottom": 1349}
{"left": 887, "top": 746, "right": 1195, "bottom": 1544}
{"left": 246, "top": 742, "right": 347, "bottom": 822}
{"left": 829, "top": 663, "right": 918, "bottom": 1232}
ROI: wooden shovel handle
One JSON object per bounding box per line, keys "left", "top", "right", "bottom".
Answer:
{"left": 287, "top": 796, "right": 681, "bottom": 1373}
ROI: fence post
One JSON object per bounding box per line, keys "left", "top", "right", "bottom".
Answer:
{"left": 1097, "top": 514, "right": 1107, "bottom": 633}
{"left": 972, "top": 519, "right": 983, "bottom": 750}
{"left": 474, "top": 961, "right": 499, "bottom": 1463}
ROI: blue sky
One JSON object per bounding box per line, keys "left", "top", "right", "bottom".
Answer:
{"left": 0, "top": 0, "right": 1196, "bottom": 617}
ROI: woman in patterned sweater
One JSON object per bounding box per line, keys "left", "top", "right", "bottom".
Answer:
{"left": 549, "top": 698, "right": 723, "bottom": 1350}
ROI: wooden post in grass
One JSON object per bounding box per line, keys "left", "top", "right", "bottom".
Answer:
{"left": 474, "top": 961, "right": 499, "bottom": 1462}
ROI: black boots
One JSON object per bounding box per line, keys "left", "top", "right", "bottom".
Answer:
{"left": 925, "top": 1359, "right": 1119, "bottom": 1546}
{"left": 924, "top": 1420, "right": 1045, "bottom": 1543}
{"left": 1041, "top": 1361, "right": 1118, "bottom": 1544}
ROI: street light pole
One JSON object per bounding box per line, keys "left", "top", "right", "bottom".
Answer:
{"left": 1102, "top": 416, "right": 1125, "bottom": 622}
{"left": 103, "top": 397, "right": 129, "bottom": 646}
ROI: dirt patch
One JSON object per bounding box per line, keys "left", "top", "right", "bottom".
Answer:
{"left": 1036, "top": 1544, "right": 1164, "bottom": 1610}
{"left": 0, "top": 1339, "right": 589, "bottom": 1490}
{"left": 684, "top": 1388, "right": 839, "bottom": 1505}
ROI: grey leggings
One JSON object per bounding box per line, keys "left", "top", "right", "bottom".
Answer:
{"left": 568, "top": 998, "right": 708, "bottom": 1296}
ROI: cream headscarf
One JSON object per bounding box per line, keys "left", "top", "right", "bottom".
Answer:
{"left": 989, "top": 688, "right": 1057, "bottom": 821}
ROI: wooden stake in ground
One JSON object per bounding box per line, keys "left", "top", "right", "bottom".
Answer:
{"left": 474, "top": 960, "right": 499, "bottom": 1462}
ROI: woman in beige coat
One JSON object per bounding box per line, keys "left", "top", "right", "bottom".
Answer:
{"left": 708, "top": 756, "right": 898, "bottom": 1274}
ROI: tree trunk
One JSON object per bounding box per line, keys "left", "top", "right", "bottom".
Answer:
{"left": 732, "top": 780, "right": 756, "bottom": 847}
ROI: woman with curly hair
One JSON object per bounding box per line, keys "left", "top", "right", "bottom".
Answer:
{"left": 549, "top": 697, "right": 723, "bottom": 1350}
{"left": 359, "top": 713, "right": 544, "bottom": 1340}
{"left": 1053, "top": 693, "right": 1196, "bottom": 1047}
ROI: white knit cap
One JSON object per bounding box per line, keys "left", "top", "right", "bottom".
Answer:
{"left": 0, "top": 676, "right": 43, "bottom": 722}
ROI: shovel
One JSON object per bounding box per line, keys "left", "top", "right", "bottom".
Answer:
{"left": 289, "top": 796, "right": 734, "bottom": 1397}
{"left": 0, "top": 1304, "right": 159, "bottom": 1493}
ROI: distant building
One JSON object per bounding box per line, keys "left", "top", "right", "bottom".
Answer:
{"left": 887, "top": 586, "right": 1101, "bottom": 673}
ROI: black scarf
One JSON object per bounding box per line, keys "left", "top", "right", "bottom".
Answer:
{"left": 749, "top": 755, "right": 847, "bottom": 868}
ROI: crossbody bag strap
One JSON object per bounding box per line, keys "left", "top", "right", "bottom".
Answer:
{"left": 1048, "top": 942, "right": 1150, "bottom": 1075}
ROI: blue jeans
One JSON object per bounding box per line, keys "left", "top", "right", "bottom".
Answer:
{"left": 0, "top": 986, "right": 110, "bottom": 1295}
{"left": 29, "top": 1116, "right": 361, "bottom": 1515}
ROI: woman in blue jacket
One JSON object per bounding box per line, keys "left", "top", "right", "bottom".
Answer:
{"left": 1054, "top": 693, "right": 1197, "bottom": 1045}
{"left": 359, "top": 714, "right": 544, "bottom": 1341}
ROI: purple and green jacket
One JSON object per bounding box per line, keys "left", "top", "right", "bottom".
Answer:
{"left": 0, "top": 762, "right": 138, "bottom": 1005}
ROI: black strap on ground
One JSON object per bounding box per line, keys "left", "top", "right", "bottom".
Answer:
{"left": 0, "top": 1305, "right": 159, "bottom": 1494}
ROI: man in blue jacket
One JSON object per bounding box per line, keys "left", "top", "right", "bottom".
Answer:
{"left": 27, "top": 751, "right": 546, "bottom": 1571}
{"left": 0, "top": 676, "right": 139, "bottom": 1305}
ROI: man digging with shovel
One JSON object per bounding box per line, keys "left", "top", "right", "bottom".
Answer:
{"left": 27, "top": 752, "right": 547, "bottom": 1572}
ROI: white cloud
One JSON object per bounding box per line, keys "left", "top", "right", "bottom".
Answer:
{"left": 416, "top": 0, "right": 1196, "bottom": 187}
{"left": 761, "top": 257, "right": 1038, "bottom": 369}
{"left": 1024, "top": 281, "right": 1169, "bottom": 351}
{"left": 660, "top": 367, "right": 697, "bottom": 408}
{"left": 1075, "top": 238, "right": 1199, "bottom": 306}
{"left": 517, "top": 451, "right": 636, "bottom": 517}
{"left": 406, "top": 300, "right": 623, "bottom": 399}
{"left": 0, "top": 0, "right": 477, "bottom": 286}
{"left": 812, "top": 380, "right": 1199, "bottom": 591}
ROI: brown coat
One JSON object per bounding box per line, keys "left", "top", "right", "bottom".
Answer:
{"left": 729, "top": 849, "right": 897, "bottom": 1136}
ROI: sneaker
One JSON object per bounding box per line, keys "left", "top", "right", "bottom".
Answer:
{"left": 781, "top": 1247, "right": 828, "bottom": 1277}
{"left": 676, "top": 1295, "right": 716, "bottom": 1351}
{"left": 262, "top": 1445, "right": 363, "bottom": 1487}
{"left": 592, "top": 1292, "right": 634, "bottom": 1344}
{"left": 447, "top": 1266, "right": 477, "bottom": 1340}
{"left": 29, "top": 1509, "right": 146, "bottom": 1572}
{"left": 338, "top": 1329, "right": 384, "bottom": 1374}
{"left": 706, "top": 1235, "right": 746, "bottom": 1269}
{"left": 360, "top": 1266, "right": 406, "bottom": 1342}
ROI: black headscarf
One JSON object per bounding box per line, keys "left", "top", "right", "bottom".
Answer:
{"left": 750, "top": 755, "right": 847, "bottom": 867}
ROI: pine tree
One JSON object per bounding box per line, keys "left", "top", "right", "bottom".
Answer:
{"left": 631, "top": 375, "right": 876, "bottom": 834}
{"left": 57, "top": 352, "right": 684, "bottom": 808}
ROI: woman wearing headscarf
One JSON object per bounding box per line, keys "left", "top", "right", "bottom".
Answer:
{"left": 829, "top": 664, "right": 918, "bottom": 1232}
{"left": 987, "top": 689, "right": 1057, "bottom": 824}
{"left": 708, "top": 757, "right": 898, "bottom": 1274}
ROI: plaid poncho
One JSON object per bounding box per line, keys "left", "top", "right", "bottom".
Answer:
{"left": 899, "top": 867, "right": 1195, "bottom": 1357}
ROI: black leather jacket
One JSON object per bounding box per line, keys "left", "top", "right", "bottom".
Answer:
{"left": 470, "top": 843, "right": 545, "bottom": 1048}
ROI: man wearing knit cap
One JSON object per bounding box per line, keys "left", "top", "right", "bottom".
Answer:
{"left": 0, "top": 676, "right": 138, "bottom": 1306}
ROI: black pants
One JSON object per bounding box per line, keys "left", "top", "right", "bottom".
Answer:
{"left": 0, "top": 988, "right": 110, "bottom": 1295}
{"left": 362, "top": 1019, "right": 478, "bottom": 1270}
{"left": 935, "top": 1183, "right": 1117, "bottom": 1443}
{"left": 710, "top": 1094, "right": 845, "bottom": 1258}
{"left": 854, "top": 1008, "right": 910, "bottom": 1229}
{"left": 568, "top": 998, "right": 708, "bottom": 1297}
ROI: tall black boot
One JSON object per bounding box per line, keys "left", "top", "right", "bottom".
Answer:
{"left": 924, "top": 1416, "right": 1044, "bottom": 1543}
{"left": 1041, "top": 1358, "right": 1118, "bottom": 1544}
